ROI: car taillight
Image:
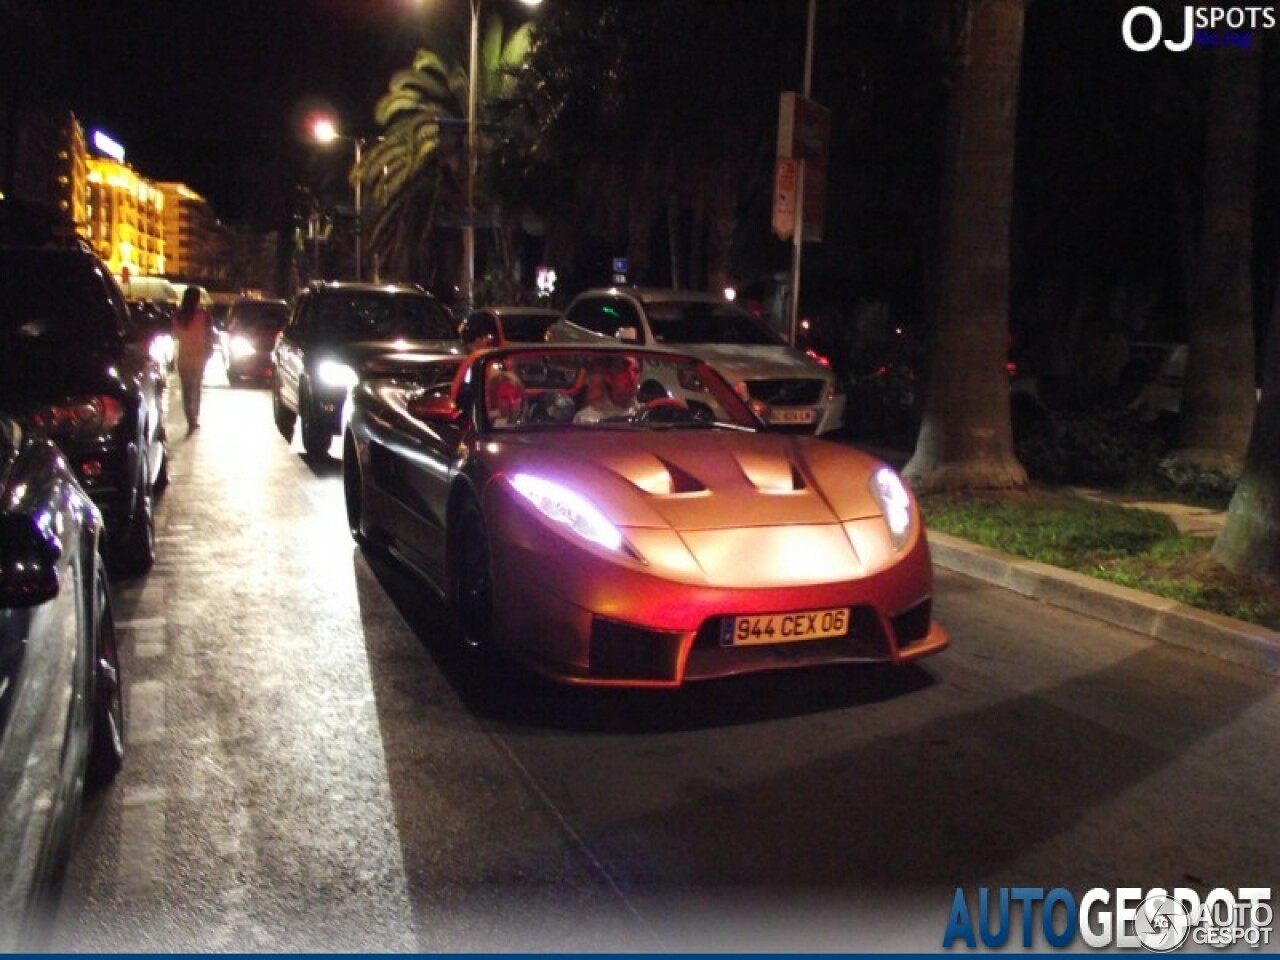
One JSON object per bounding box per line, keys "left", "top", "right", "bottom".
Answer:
{"left": 29, "top": 396, "right": 125, "bottom": 439}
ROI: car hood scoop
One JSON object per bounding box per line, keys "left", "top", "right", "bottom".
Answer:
{"left": 502, "top": 432, "right": 885, "bottom": 531}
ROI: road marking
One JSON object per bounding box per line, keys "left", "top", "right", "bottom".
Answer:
{"left": 118, "top": 617, "right": 166, "bottom": 630}
{"left": 128, "top": 680, "right": 166, "bottom": 744}
{"left": 120, "top": 617, "right": 167, "bottom": 658}
{"left": 118, "top": 786, "right": 167, "bottom": 898}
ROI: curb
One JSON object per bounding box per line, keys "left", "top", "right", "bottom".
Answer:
{"left": 927, "top": 531, "right": 1280, "bottom": 677}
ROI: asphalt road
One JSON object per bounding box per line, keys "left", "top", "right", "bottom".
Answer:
{"left": 46, "top": 375, "right": 1280, "bottom": 952}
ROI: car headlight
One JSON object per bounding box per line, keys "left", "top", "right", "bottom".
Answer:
{"left": 316, "top": 359, "right": 359, "bottom": 390}
{"left": 510, "top": 473, "right": 623, "bottom": 552}
{"left": 148, "top": 333, "right": 174, "bottom": 365}
{"left": 228, "top": 335, "right": 256, "bottom": 359}
{"left": 870, "top": 466, "right": 913, "bottom": 550}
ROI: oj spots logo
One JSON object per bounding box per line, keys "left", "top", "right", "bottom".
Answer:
{"left": 1122, "top": 5, "right": 1277, "bottom": 51}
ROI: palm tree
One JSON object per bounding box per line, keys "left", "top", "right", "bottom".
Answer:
{"left": 358, "top": 12, "right": 536, "bottom": 291}
{"left": 904, "top": 0, "right": 1029, "bottom": 492}
{"left": 1172, "top": 40, "right": 1262, "bottom": 472}
{"left": 1214, "top": 267, "right": 1280, "bottom": 579}
{"left": 358, "top": 47, "right": 465, "bottom": 286}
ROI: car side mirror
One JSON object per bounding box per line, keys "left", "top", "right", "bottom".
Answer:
{"left": 0, "top": 513, "right": 62, "bottom": 607}
{"left": 615, "top": 326, "right": 639, "bottom": 343}
{"left": 407, "top": 393, "right": 462, "bottom": 424}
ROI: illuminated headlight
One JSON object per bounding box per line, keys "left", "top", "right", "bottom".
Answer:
{"left": 870, "top": 466, "right": 913, "bottom": 550}
{"left": 316, "top": 359, "right": 359, "bottom": 390}
{"left": 511, "top": 473, "right": 623, "bottom": 552}
{"left": 228, "top": 335, "right": 256, "bottom": 359}
{"left": 148, "top": 333, "right": 174, "bottom": 365}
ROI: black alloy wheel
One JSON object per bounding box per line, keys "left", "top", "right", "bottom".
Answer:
{"left": 272, "top": 382, "right": 296, "bottom": 441}
{"left": 342, "top": 432, "right": 368, "bottom": 546}
{"left": 455, "top": 503, "right": 495, "bottom": 657}
{"left": 299, "top": 384, "right": 331, "bottom": 459}
{"left": 111, "top": 454, "right": 155, "bottom": 578}
{"left": 87, "top": 561, "right": 125, "bottom": 787}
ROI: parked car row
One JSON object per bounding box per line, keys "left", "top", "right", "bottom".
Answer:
{"left": 0, "top": 242, "right": 149, "bottom": 947}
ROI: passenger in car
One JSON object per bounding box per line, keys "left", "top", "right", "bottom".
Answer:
{"left": 487, "top": 370, "right": 526, "bottom": 427}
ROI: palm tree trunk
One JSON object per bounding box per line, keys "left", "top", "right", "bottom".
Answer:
{"left": 1174, "top": 41, "right": 1262, "bottom": 471}
{"left": 904, "top": 0, "right": 1028, "bottom": 492}
{"left": 1213, "top": 254, "right": 1280, "bottom": 579}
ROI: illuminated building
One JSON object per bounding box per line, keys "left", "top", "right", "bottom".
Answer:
{"left": 157, "top": 182, "right": 229, "bottom": 281}
{"left": 85, "top": 130, "right": 166, "bottom": 278}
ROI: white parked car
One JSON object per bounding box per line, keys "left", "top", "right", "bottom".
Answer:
{"left": 546, "top": 287, "right": 845, "bottom": 434}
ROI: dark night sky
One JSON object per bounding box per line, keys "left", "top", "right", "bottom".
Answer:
{"left": 49, "top": 0, "right": 468, "bottom": 225}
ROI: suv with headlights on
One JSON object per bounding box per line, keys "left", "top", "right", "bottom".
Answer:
{"left": 271, "top": 281, "right": 462, "bottom": 458}
{"left": 546, "top": 287, "right": 845, "bottom": 434}
{"left": 0, "top": 245, "right": 169, "bottom": 577}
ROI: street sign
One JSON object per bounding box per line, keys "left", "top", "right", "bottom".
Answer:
{"left": 772, "top": 157, "right": 798, "bottom": 240}
{"left": 776, "top": 92, "right": 830, "bottom": 242}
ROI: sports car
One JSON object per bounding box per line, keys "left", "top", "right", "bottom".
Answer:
{"left": 342, "top": 345, "right": 947, "bottom": 688}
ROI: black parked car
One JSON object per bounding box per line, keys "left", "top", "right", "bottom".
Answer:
{"left": 271, "top": 281, "right": 461, "bottom": 458}
{"left": 221, "top": 297, "right": 289, "bottom": 385}
{"left": 0, "top": 246, "right": 169, "bottom": 577}
{"left": 0, "top": 413, "right": 124, "bottom": 949}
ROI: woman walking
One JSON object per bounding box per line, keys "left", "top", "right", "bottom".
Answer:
{"left": 172, "top": 287, "right": 214, "bottom": 433}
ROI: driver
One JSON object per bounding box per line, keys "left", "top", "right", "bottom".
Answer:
{"left": 574, "top": 355, "right": 643, "bottom": 423}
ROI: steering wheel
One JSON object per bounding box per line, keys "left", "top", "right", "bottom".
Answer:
{"left": 637, "top": 397, "right": 695, "bottom": 424}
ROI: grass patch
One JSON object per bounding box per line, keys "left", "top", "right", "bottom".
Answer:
{"left": 921, "top": 489, "right": 1280, "bottom": 630}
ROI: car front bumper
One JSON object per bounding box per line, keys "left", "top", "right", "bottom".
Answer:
{"left": 485, "top": 489, "right": 947, "bottom": 687}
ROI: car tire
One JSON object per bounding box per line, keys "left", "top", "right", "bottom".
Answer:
{"left": 86, "top": 562, "right": 124, "bottom": 788}
{"left": 299, "top": 386, "right": 331, "bottom": 459}
{"left": 342, "top": 432, "right": 369, "bottom": 546}
{"left": 273, "top": 383, "right": 296, "bottom": 442}
{"left": 111, "top": 455, "right": 155, "bottom": 578}
{"left": 454, "top": 502, "right": 495, "bottom": 658}
{"left": 154, "top": 438, "right": 170, "bottom": 495}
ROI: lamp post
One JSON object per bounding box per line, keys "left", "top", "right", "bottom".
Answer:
{"left": 311, "top": 116, "right": 365, "bottom": 281}
{"left": 462, "top": 0, "right": 541, "bottom": 309}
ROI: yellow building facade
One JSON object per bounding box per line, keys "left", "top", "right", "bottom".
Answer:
{"left": 85, "top": 152, "right": 166, "bottom": 278}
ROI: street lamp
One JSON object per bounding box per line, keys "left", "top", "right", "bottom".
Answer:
{"left": 462, "top": 0, "right": 541, "bottom": 309}
{"left": 311, "top": 116, "right": 365, "bottom": 281}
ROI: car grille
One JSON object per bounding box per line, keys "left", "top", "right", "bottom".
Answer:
{"left": 890, "top": 598, "right": 933, "bottom": 649}
{"left": 744, "top": 378, "right": 824, "bottom": 406}
{"left": 589, "top": 618, "right": 684, "bottom": 682}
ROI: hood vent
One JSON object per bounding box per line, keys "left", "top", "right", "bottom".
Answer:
{"left": 655, "top": 457, "right": 708, "bottom": 495}
{"left": 735, "top": 452, "right": 808, "bottom": 494}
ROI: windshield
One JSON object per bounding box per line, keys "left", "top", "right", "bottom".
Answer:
{"left": 644, "top": 301, "right": 784, "bottom": 347}
{"left": 501, "top": 313, "right": 558, "bottom": 343}
{"left": 475, "top": 348, "right": 759, "bottom": 432}
{"left": 303, "top": 292, "right": 455, "bottom": 342}
{"left": 230, "top": 302, "right": 288, "bottom": 332}
{"left": 0, "top": 251, "right": 118, "bottom": 341}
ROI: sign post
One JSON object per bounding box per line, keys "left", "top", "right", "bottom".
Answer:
{"left": 777, "top": 0, "right": 825, "bottom": 348}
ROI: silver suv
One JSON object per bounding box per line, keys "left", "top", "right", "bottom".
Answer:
{"left": 546, "top": 287, "right": 845, "bottom": 434}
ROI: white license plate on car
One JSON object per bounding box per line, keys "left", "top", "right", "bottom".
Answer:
{"left": 723, "top": 607, "right": 850, "bottom": 646}
{"left": 769, "top": 407, "right": 816, "bottom": 425}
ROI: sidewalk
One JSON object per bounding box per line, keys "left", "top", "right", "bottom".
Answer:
{"left": 835, "top": 437, "right": 1280, "bottom": 674}
{"left": 923, "top": 491, "right": 1280, "bottom": 677}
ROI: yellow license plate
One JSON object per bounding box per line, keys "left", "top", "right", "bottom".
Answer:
{"left": 723, "top": 607, "right": 850, "bottom": 646}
